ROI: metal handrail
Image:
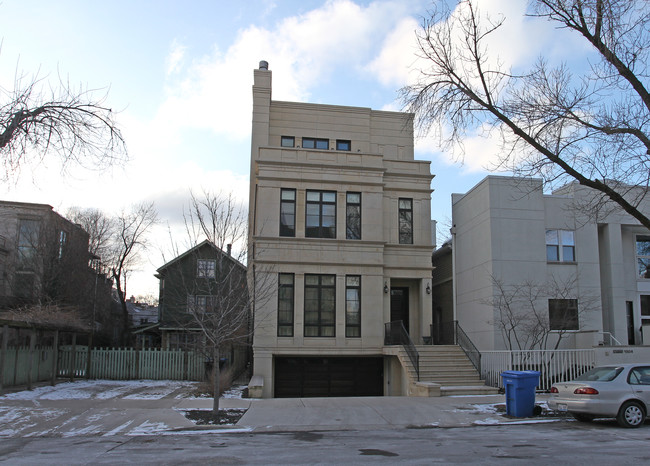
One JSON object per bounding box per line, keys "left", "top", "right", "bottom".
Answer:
{"left": 431, "top": 321, "right": 481, "bottom": 373}
{"left": 454, "top": 322, "right": 481, "bottom": 373}
{"left": 384, "top": 320, "right": 420, "bottom": 381}
{"left": 597, "top": 332, "right": 623, "bottom": 346}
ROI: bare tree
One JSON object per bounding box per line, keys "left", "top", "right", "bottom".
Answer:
{"left": 66, "top": 207, "right": 116, "bottom": 265}
{"left": 1, "top": 71, "right": 127, "bottom": 181}
{"left": 107, "top": 202, "right": 158, "bottom": 345}
{"left": 160, "top": 190, "right": 273, "bottom": 416}
{"left": 486, "top": 273, "right": 598, "bottom": 350}
{"left": 402, "top": 0, "right": 650, "bottom": 228}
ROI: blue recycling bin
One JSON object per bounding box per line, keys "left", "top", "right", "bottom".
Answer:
{"left": 501, "top": 370, "right": 540, "bottom": 417}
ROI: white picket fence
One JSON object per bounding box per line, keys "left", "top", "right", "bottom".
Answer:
{"left": 481, "top": 349, "right": 596, "bottom": 391}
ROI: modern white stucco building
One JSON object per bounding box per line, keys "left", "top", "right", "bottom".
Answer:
{"left": 432, "top": 176, "right": 650, "bottom": 352}
{"left": 247, "top": 61, "right": 436, "bottom": 398}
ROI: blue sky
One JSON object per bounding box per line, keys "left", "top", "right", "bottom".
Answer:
{"left": 0, "top": 0, "right": 586, "bottom": 296}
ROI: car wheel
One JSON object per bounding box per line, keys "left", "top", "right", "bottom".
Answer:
{"left": 616, "top": 401, "right": 646, "bottom": 428}
{"left": 572, "top": 413, "right": 594, "bottom": 422}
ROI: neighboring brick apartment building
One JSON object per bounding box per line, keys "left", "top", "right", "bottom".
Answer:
{"left": 248, "top": 62, "right": 434, "bottom": 398}
{"left": 432, "top": 176, "right": 650, "bottom": 351}
{"left": 0, "top": 200, "right": 112, "bottom": 330}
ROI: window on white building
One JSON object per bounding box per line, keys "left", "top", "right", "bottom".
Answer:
{"left": 345, "top": 275, "right": 361, "bottom": 337}
{"left": 636, "top": 235, "right": 650, "bottom": 278}
{"left": 546, "top": 230, "right": 575, "bottom": 262}
{"left": 549, "top": 299, "right": 579, "bottom": 330}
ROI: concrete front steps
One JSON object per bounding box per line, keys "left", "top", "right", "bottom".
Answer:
{"left": 398, "top": 345, "right": 499, "bottom": 397}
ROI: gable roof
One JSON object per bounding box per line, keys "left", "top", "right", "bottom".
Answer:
{"left": 155, "top": 240, "right": 246, "bottom": 275}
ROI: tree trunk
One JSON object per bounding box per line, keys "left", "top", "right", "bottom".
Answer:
{"left": 212, "top": 345, "right": 220, "bottom": 416}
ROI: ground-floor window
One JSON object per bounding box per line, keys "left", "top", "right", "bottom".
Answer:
{"left": 548, "top": 299, "right": 579, "bottom": 330}
{"left": 304, "top": 274, "right": 336, "bottom": 337}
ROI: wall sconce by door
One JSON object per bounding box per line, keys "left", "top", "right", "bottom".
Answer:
{"left": 384, "top": 281, "right": 389, "bottom": 294}
{"left": 426, "top": 282, "right": 431, "bottom": 294}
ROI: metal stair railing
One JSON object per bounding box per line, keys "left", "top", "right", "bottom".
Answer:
{"left": 384, "top": 320, "right": 420, "bottom": 381}
{"left": 431, "top": 321, "right": 481, "bottom": 373}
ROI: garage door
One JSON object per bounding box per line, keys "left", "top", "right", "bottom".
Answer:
{"left": 274, "top": 357, "right": 383, "bottom": 398}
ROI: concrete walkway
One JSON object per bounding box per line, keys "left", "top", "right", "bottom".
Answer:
{"left": 0, "top": 381, "right": 554, "bottom": 438}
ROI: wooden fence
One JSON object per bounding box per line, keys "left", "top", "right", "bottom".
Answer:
{"left": 58, "top": 347, "right": 206, "bottom": 381}
{"left": 481, "top": 349, "right": 596, "bottom": 391}
{"left": 1, "top": 346, "right": 57, "bottom": 388}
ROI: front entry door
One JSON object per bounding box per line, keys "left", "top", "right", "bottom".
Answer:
{"left": 390, "top": 287, "right": 410, "bottom": 334}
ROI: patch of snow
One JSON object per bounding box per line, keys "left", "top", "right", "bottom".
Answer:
{"left": 221, "top": 385, "right": 246, "bottom": 399}
{"left": 62, "top": 424, "right": 103, "bottom": 438}
{"left": 103, "top": 420, "right": 134, "bottom": 437}
{"left": 473, "top": 418, "right": 501, "bottom": 425}
{"left": 128, "top": 420, "right": 170, "bottom": 436}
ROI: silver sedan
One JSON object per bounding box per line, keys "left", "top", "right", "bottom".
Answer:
{"left": 548, "top": 364, "right": 650, "bottom": 427}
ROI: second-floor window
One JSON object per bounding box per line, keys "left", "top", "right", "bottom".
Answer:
{"left": 58, "top": 230, "right": 67, "bottom": 260}
{"left": 306, "top": 190, "right": 336, "bottom": 238}
{"left": 277, "top": 273, "right": 294, "bottom": 337}
{"left": 197, "top": 259, "right": 216, "bottom": 278}
{"left": 636, "top": 235, "right": 650, "bottom": 278}
{"left": 398, "top": 198, "right": 413, "bottom": 244}
{"left": 17, "top": 219, "right": 40, "bottom": 270}
{"left": 302, "top": 137, "right": 329, "bottom": 150}
{"left": 546, "top": 230, "right": 575, "bottom": 262}
{"left": 346, "top": 192, "right": 361, "bottom": 240}
{"left": 280, "top": 189, "right": 296, "bottom": 237}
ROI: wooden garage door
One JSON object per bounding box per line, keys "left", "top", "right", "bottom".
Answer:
{"left": 274, "top": 357, "right": 383, "bottom": 398}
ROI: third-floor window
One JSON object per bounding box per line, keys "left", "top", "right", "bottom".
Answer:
{"left": 306, "top": 190, "right": 336, "bottom": 238}
{"left": 280, "top": 189, "right": 296, "bottom": 237}
{"left": 346, "top": 192, "right": 361, "bottom": 240}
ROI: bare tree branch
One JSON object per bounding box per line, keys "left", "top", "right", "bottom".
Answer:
{"left": 402, "top": 0, "right": 650, "bottom": 228}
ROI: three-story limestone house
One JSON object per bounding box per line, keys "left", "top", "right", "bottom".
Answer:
{"left": 248, "top": 61, "right": 436, "bottom": 398}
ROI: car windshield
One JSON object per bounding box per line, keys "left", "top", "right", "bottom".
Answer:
{"left": 575, "top": 366, "right": 624, "bottom": 382}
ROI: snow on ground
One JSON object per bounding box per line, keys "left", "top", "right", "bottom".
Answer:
{"left": 222, "top": 385, "right": 246, "bottom": 399}
{"left": 0, "top": 380, "right": 200, "bottom": 401}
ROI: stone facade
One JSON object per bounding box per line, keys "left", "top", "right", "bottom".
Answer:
{"left": 248, "top": 62, "right": 434, "bottom": 397}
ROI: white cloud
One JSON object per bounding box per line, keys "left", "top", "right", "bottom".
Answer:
{"left": 165, "top": 40, "right": 187, "bottom": 76}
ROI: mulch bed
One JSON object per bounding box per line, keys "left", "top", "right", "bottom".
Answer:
{"left": 184, "top": 408, "right": 247, "bottom": 425}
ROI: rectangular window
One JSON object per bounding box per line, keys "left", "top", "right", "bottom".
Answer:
{"left": 641, "top": 295, "right": 650, "bottom": 318}
{"left": 281, "top": 136, "right": 295, "bottom": 147}
{"left": 336, "top": 140, "right": 351, "bottom": 151}
{"left": 188, "top": 295, "right": 216, "bottom": 314}
{"left": 306, "top": 190, "right": 336, "bottom": 238}
{"left": 346, "top": 192, "right": 361, "bottom": 240}
{"left": 304, "top": 274, "right": 336, "bottom": 337}
{"left": 17, "top": 219, "right": 40, "bottom": 270}
{"left": 277, "top": 273, "right": 295, "bottom": 337}
{"left": 546, "top": 230, "right": 575, "bottom": 262}
{"left": 636, "top": 235, "right": 650, "bottom": 278}
{"left": 302, "top": 137, "right": 329, "bottom": 150}
{"left": 345, "top": 275, "right": 361, "bottom": 337}
{"left": 197, "top": 259, "right": 216, "bottom": 278}
{"left": 280, "top": 189, "right": 296, "bottom": 237}
{"left": 398, "top": 198, "right": 413, "bottom": 244}
{"left": 549, "top": 299, "right": 579, "bottom": 330}
{"left": 58, "top": 230, "right": 67, "bottom": 260}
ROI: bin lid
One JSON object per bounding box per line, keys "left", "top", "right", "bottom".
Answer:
{"left": 500, "top": 370, "right": 541, "bottom": 378}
